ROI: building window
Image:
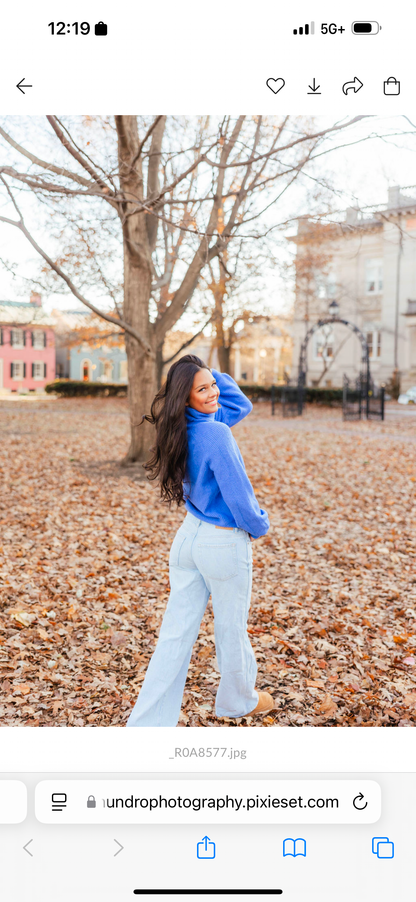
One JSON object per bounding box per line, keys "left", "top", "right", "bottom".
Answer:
{"left": 365, "top": 259, "right": 383, "bottom": 294}
{"left": 103, "top": 360, "right": 113, "bottom": 382}
{"left": 314, "top": 270, "right": 337, "bottom": 300}
{"left": 32, "top": 361, "right": 46, "bottom": 380}
{"left": 119, "top": 360, "right": 128, "bottom": 382}
{"left": 11, "top": 329, "right": 25, "bottom": 348}
{"left": 313, "top": 325, "right": 334, "bottom": 361}
{"left": 81, "top": 359, "right": 92, "bottom": 381}
{"left": 32, "top": 331, "right": 46, "bottom": 349}
{"left": 11, "top": 361, "right": 25, "bottom": 379}
{"left": 366, "top": 330, "right": 381, "bottom": 359}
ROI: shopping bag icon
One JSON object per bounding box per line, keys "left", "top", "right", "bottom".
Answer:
{"left": 95, "top": 21, "right": 108, "bottom": 35}
{"left": 383, "top": 77, "right": 400, "bottom": 95}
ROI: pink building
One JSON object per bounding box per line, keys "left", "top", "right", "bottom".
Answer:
{"left": 0, "top": 293, "right": 55, "bottom": 393}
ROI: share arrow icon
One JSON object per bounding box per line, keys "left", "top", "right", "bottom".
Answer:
{"left": 197, "top": 836, "right": 216, "bottom": 859}
{"left": 342, "top": 77, "right": 364, "bottom": 95}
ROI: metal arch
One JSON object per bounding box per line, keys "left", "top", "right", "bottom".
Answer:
{"left": 298, "top": 315, "right": 370, "bottom": 391}
{"left": 298, "top": 316, "right": 369, "bottom": 375}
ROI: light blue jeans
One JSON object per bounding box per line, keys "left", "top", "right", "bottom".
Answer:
{"left": 126, "top": 511, "right": 258, "bottom": 726}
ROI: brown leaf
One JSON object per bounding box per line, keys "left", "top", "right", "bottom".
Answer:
{"left": 317, "top": 694, "right": 338, "bottom": 717}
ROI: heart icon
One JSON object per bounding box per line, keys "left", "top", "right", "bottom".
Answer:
{"left": 266, "top": 77, "right": 285, "bottom": 94}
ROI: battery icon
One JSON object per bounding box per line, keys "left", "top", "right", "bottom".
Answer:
{"left": 352, "top": 21, "right": 381, "bottom": 34}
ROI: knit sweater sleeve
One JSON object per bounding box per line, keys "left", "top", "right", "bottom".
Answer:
{"left": 208, "top": 423, "right": 270, "bottom": 538}
{"left": 211, "top": 368, "right": 253, "bottom": 427}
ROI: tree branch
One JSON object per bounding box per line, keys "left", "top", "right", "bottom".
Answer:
{"left": 162, "top": 316, "right": 213, "bottom": 365}
{"left": 0, "top": 125, "right": 93, "bottom": 188}
{"left": 0, "top": 177, "right": 154, "bottom": 356}
{"left": 46, "top": 116, "right": 115, "bottom": 194}
{"left": 145, "top": 116, "right": 166, "bottom": 252}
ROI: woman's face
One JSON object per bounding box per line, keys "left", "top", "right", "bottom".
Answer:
{"left": 187, "top": 368, "right": 220, "bottom": 413}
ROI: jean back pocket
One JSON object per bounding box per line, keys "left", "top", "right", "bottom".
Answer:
{"left": 195, "top": 542, "right": 238, "bottom": 581}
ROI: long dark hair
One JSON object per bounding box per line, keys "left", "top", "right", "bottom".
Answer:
{"left": 139, "top": 354, "right": 211, "bottom": 506}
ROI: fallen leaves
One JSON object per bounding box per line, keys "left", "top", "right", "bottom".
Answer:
{"left": 10, "top": 611, "right": 36, "bottom": 628}
{"left": 0, "top": 397, "right": 416, "bottom": 727}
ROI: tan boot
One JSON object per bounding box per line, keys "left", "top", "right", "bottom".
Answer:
{"left": 248, "top": 691, "right": 275, "bottom": 716}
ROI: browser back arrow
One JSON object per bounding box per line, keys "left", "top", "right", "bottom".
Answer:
{"left": 17, "top": 78, "right": 33, "bottom": 95}
{"left": 23, "top": 839, "right": 34, "bottom": 856}
{"left": 342, "top": 77, "right": 363, "bottom": 95}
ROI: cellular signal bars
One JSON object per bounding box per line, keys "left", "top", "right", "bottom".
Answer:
{"left": 293, "top": 22, "right": 315, "bottom": 35}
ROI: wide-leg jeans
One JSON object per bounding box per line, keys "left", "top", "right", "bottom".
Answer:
{"left": 126, "top": 511, "right": 258, "bottom": 726}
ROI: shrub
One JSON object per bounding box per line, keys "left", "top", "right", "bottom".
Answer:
{"left": 238, "top": 384, "right": 343, "bottom": 405}
{"left": 45, "top": 380, "right": 127, "bottom": 397}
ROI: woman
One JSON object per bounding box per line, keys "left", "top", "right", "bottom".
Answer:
{"left": 126, "top": 354, "right": 274, "bottom": 727}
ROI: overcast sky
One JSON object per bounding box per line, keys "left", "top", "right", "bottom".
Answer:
{"left": 1, "top": 114, "right": 415, "bottom": 331}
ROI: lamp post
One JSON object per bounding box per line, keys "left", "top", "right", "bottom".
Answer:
{"left": 328, "top": 299, "right": 340, "bottom": 318}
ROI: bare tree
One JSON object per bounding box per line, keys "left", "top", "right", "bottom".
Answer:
{"left": 0, "top": 114, "right": 370, "bottom": 462}
{"left": 202, "top": 243, "right": 270, "bottom": 373}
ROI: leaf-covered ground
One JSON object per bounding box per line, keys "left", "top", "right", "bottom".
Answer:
{"left": 1, "top": 396, "right": 415, "bottom": 728}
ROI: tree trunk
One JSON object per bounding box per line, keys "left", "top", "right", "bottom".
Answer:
{"left": 211, "top": 275, "right": 232, "bottom": 373}
{"left": 123, "top": 332, "right": 157, "bottom": 465}
{"left": 122, "top": 232, "right": 156, "bottom": 463}
{"left": 116, "top": 115, "right": 156, "bottom": 465}
{"left": 218, "top": 344, "right": 231, "bottom": 374}
{"left": 155, "top": 343, "right": 165, "bottom": 390}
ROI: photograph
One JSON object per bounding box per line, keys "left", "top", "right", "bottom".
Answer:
{"left": 0, "top": 114, "right": 415, "bottom": 727}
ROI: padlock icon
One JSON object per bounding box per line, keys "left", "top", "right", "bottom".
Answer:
{"left": 383, "top": 76, "right": 400, "bottom": 95}
{"left": 94, "top": 21, "right": 108, "bottom": 36}
{"left": 87, "top": 795, "right": 96, "bottom": 808}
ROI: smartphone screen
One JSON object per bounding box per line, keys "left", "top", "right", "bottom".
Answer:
{"left": 0, "top": 1, "right": 415, "bottom": 899}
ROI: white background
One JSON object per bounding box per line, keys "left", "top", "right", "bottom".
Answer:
{"left": 0, "top": 0, "right": 412, "bottom": 112}
{"left": 0, "top": 771, "right": 411, "bottom": 901}
{"left": 0, "top": 728, "right": 415, "bottom": 772}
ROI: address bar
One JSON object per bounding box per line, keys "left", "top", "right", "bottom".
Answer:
{"left": 35, "top": 780, "right": 381, "bottom": 824}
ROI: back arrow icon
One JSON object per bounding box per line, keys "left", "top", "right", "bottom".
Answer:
{"left": 23, "top": 839, "right": 34, "bottom": 856}
{"left": 17, "top": 78, "right": 33, "bottom": 95}
{"left": 342, "top": 77, "right": 363, "bottom": 95}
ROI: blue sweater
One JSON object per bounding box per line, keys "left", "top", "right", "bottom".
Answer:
{"left": 183, "top": 368, "right": 270, "bottom": 538}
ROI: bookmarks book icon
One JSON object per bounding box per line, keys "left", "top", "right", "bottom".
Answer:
{"left": 283, "top": 838, "right": 306, "bottom": 857}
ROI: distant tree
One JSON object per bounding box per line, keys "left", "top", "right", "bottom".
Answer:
{"left": 0, "top": 114, "right": 370, "bottom": 462}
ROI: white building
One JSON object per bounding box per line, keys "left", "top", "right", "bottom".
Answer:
{"left": 290, "top": 186, "right": 416, "bottom": 391}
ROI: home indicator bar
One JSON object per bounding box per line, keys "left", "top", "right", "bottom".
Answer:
{"left": 133, "top": 892, "right": 283, "bottom": 897}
